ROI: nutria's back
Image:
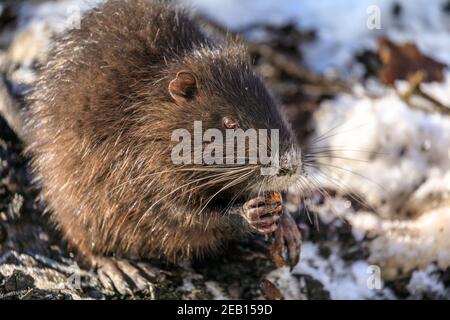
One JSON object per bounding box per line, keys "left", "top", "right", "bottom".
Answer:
{"left": 25, "top": 0, "right": 298, "bottom": 264}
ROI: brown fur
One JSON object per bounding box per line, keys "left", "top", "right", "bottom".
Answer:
{"left": 25, "top": 0, "right": 295, "bottom": 265}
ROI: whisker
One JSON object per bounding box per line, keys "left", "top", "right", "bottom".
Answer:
{"left": 196, "top": 168, "right": 258, "bottom": 216}
{"left": 311, "top": 121, "right": 349, "bottom": 144}
{"left": 306, "top": 162, "right": 385, "bottom": 191}
{"left": 305, "top": 147, "right": 388, "bottom": 156}
{"left": 306, "top": 173, "right": 349, "bottom": 228}
{"left": 132, "top": 169, "right": 253, "bottom": 234}
{"left": 308, "top": 167, "right": 378, "bottom": 214}
{"left": 295, "top": 177, "right": 314, "bottom": 225}
{"left": 303, "top": 155, "right": 371, "bottom": 163}
{"left": 312, "top": 122, "right": 374, "bottom": 145}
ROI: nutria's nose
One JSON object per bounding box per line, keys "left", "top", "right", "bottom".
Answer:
{"left": 278, "top": 167, "right": 297, "bottom": 176}
{"left": 279, "top": 147, "right": 302, "bottom": 176}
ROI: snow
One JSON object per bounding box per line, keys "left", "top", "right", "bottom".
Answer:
{"left": 407, "top": 265, "right": 447, "bottom": 298}
{"left": 204, "top": 282, "right": 230, "bottom": 300}
{"left": 311, "top": 77, "right": 450, "bottom": 208}
{"left": 307, "top": 77, "right": 450, "bottom": 281}
{"left": 18, "top": 0, "right": 103, "bottom": 32}
{"left": 291, "top": 242, "right": 395, "bottom": 300}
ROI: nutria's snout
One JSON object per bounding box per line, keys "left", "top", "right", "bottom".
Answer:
{"left": 278, "top": 146, "right": 303, "bottom": 177}
{"left": 252, "top": 145, "right": 303, "bottom": 194}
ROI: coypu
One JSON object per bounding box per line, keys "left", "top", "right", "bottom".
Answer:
{"left": 23, "top": 0, "right": 302, "bottom": 294}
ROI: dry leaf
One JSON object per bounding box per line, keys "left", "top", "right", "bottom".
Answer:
{"left": 260, "top": 279, "right": 284, "bottom": 300}
{"left": 378, "top": 37, "right": 447, "bottom": 85}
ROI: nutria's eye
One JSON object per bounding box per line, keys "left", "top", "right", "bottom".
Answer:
{"left": 223, "top": 117, "right": 239, "bottom": 129}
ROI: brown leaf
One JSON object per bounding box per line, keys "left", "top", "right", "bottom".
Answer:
{"left": 378, "top": 37, "right": 447, "bottom": 85}
{"left": 260, "top": 279, "right": 284, "bottom": 300}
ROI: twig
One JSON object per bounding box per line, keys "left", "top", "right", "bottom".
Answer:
{"left": 198, "top": 15, "right": 349, "bottom": 95}
{"left": 399, "top": 70, "right": 450, "bottom": 116}
{"left": 249, "top": 43, "right": 349, "bottom": 93}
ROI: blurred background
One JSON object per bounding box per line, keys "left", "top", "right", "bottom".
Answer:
{"left": 0, "top": 0, "right": 449, "bottom": 299}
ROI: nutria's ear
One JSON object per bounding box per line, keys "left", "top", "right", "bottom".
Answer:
{"left": 168, "top": 71, "right": 197, "bottom": 104}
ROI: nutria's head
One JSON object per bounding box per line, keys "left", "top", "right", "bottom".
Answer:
{"left": 155, "top": 44, "right": 304, "bottom": 203}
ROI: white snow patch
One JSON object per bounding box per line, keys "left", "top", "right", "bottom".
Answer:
{"left": 310, "top": 74, "right": 450, "bottom": 217}
{"left": 205, "top": 281, "right": 230, "bottom": 300}
{"left": 19, "top": 0, "right": 103, "bottom": 33}
{"left": 292, "top": 242, "right": 394, "bottom": 299}
{"left": 368, "top": 207, "right": 450, "bottom": 279}
{"left": 407, "top": 265, "right": 447, "bottom": 298}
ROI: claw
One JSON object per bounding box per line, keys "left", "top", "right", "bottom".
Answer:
{"left": 116, "top": 260, "right": 151, "bottom": 292}
{"left": 97, "top": 259, "right": 133, "bottom": 296}
{"left": 94, "top": 257, "right": 157, "bottom": 295}
{"left": 253, "top": 212, "right": 282, "bottom": 227}
{"left": 269, "top": 227, "right": 285, "bottom": 268}
{"left": 269, "top": 211, "right": 302, "bottom": 270}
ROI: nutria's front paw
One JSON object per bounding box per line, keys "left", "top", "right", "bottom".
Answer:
{"left": 241, "top": 192, "right": 283, "bottom": 234}
{"left": 94, "top": 258, "right": 159, "bottom": 296}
